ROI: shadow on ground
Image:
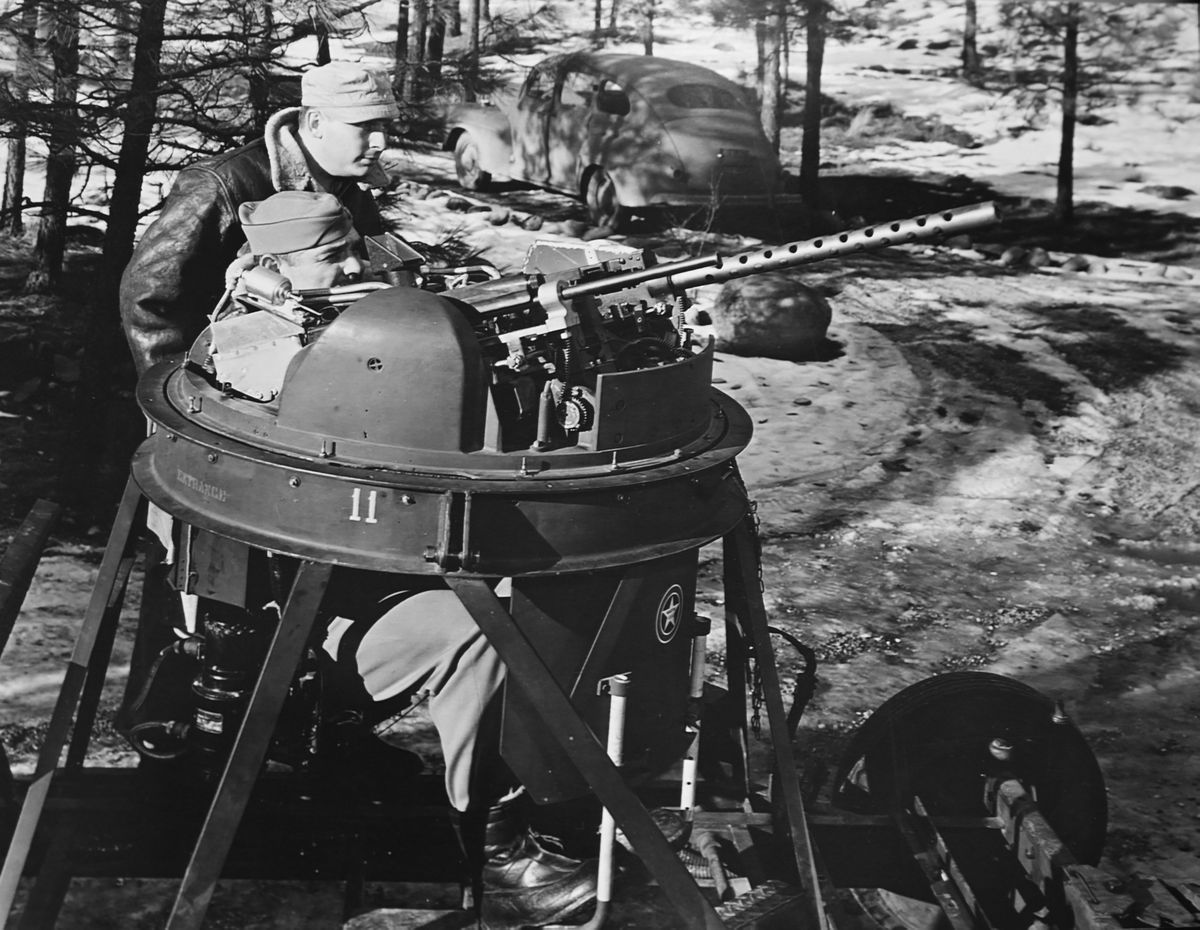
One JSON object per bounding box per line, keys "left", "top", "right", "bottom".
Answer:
{"left": 815, "top": 173, "right": 1200, "bottom": 265}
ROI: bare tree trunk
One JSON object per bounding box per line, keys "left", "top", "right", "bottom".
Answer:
{"left": 2, "top": 0, "right": 39, "bottom": 237}
{"left": 26, "top": 0, "right": 81, "bottom": 293}
{"left": 447, "top": 0, "right": 461, "bottom": 37}
{"left": 316, "top": 15, "right": 330, "bottom": 64}
{"left": 594, "top": 0, "right": 602, "bottom": 42}
{"left": 428, "top": 3, "right": 446, "bottom": 85}
{"left": 608, "top": 0, "right": 618, "bottom": 31}
{"left": 759, "top": 0, "right": 785, "bottom": 152}
{"left": 70, "top": 0, "right": 169, "bottom": 508}
{"left": 641, "top": 0, "right": 655, "bottom": 55}
{"left": 464, "top": 0, "right": 479, "bottom": 101}
{"left": 247, "top": 0, "right": 275, "bottom": 138}
{"left": 754, "top": 19, "right": 765, "bottom": 99}
{"left": 783, "top": 21, "right": 790, "bottom": 102}
{"left": 799, "top": 0, "right": 826, "bottom": 202}
{"left": 113, "top": 0, "right": 134, "bottom": 63}
{"left": 962, "top": 0, "right": 982, "bottom": 84}
{"left": 103, "top": 0, "right": 167, "bottom": 276}
{"left": 394, "top": 0, "right": 409, "bottom": 98}
{"left": 406, "top": 0, "right": 429, "bottom": 102}
{"left": 1055, "top": 2, "right": 1079, "bottom": 225}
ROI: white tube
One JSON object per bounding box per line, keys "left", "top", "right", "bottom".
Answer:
{"left": 597, "top": 674, "right": 630, "bottom": 904}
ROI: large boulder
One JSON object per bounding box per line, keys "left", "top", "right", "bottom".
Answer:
{"left": 710, "top": 271, "right": 834, "bottom": 360}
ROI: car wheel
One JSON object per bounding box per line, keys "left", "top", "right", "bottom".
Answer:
{"left": 454, "top": 132, "right": 492, "bottom": 192}
{"left": 584, "top": 169, "right": 627, "bottom": 230}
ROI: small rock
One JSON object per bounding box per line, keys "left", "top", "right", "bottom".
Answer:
{"left": 487, "top": 206, "right": 511, "bottom": 226}
{"left": 710, "top": 272, "right": 833, "bottom": 361}
{"left": 1061, "top": 254, "right": 1090, "bottom": 272}
{"left": 1086, "top": 261, "right": 1109, "bottom": 274}
{"left": 444, "top": 196, "right": 472, "bottom": 212}
{"left": 1026, "top": 246, "right": 1051, "bottom": 268}
{"left": 998, "top": 246, "right": 1028, "bottom": 267}
{"left": 560, "top": 219, "right": 589, "bottom": 237}
{"left": 943, "top": 234, "right": 973, "bottom": 249}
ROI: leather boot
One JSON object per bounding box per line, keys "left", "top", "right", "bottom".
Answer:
{"left": 477, "top": 799, "right": 598, "bottom": 928}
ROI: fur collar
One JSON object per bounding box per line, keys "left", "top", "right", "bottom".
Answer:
{"left": 265, "top": 108, "right": 312, "bottom": 191}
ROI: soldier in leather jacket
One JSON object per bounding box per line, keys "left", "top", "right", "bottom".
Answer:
{"left": 119, "top": 61, "right": 398, "bottom": 377}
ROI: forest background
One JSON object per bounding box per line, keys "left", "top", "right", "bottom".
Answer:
{"left": 2, "top": 1, "right": 1200, "bottom": 924}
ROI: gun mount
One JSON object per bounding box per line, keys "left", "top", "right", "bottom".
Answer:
{"left": 11, "top": 200, "right": 1164, "bottom": 930}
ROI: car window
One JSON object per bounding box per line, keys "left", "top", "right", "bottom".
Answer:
{"left": 560, "top": 71, "right": 595, "bottom": 107}
{"left": 665, "top": 83, "right": 745, "bottom": 110}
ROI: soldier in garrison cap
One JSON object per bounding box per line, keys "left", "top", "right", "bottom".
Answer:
{"left": 116, "top": 62, "right": 401, "bottom": 790}
{"left": 237, "top": 190, "right": 363, "bottom": 290}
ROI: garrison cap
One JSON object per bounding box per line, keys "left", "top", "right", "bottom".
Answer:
{"left": 301, "top": 62, "right": 400, "bottom": 123}
{"left": 238, "top": 191, "right": 353, "bottom": 256}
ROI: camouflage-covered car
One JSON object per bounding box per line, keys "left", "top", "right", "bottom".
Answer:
{"left": 443, "top": 51, "right": 802, "bottom": 229}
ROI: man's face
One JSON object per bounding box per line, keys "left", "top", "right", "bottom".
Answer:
{"left": 303, "top": 111, "right": 388, "bottom": 180}
{"left": 273, "top": 233, "right": 364, "bottom": 290}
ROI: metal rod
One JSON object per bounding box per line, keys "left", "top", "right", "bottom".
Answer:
{"left": 558, "top": 202, "right": 997, "bottom": 301}
{"left": 597, "top": 674, "right": 629, "bottom": 907}
{"left": 680, "top": 620, "right": 709, "bottom": 811}
{"left": 666, "top": 202, "right": 998, "bottom": 292}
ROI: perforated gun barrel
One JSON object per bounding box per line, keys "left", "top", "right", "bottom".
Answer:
{"left": 560, "top": 201, "right": 998, "bottom": 302}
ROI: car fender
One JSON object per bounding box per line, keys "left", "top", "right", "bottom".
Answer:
{"left": 443, "top": 106, "right": 514, "bottom": 180}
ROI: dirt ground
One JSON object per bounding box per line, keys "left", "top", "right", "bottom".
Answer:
{"left": 3, "top": 169, "right": 1200, "bottom": 925}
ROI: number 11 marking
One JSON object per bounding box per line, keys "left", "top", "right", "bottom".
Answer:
{"left": 349, "top": 487, "right": 379, "bottom": 523}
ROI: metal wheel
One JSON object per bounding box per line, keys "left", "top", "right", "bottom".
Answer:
{"left": 584, "top": 168, "right": 627, "bottom": 230}
{"left": 453, "top": 132, "right": 492, "bottom": 192}
{"left": 833, "top": 672, "right": 1108, "bottom": 929}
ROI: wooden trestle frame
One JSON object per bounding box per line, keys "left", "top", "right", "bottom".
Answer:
{"left": 0, "top": 476, "right": 825, "bottom": 930}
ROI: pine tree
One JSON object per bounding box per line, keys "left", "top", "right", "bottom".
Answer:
{"left": 999, "top": 1, "right": 1188, "bottom": 224}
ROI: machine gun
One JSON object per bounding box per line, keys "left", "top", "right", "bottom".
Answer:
{"left": 11, "top": 199, "right": 1176, "bottom": 930}
{"left": 199, "top": 201, "right": 996, "bottom": 466}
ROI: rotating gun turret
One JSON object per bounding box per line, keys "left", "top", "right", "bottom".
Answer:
{"left": 437, "top": 201, "right": 996, "bottom": 451}
{"left": 193, "top": 202, "right": 995, "bottom": 465}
